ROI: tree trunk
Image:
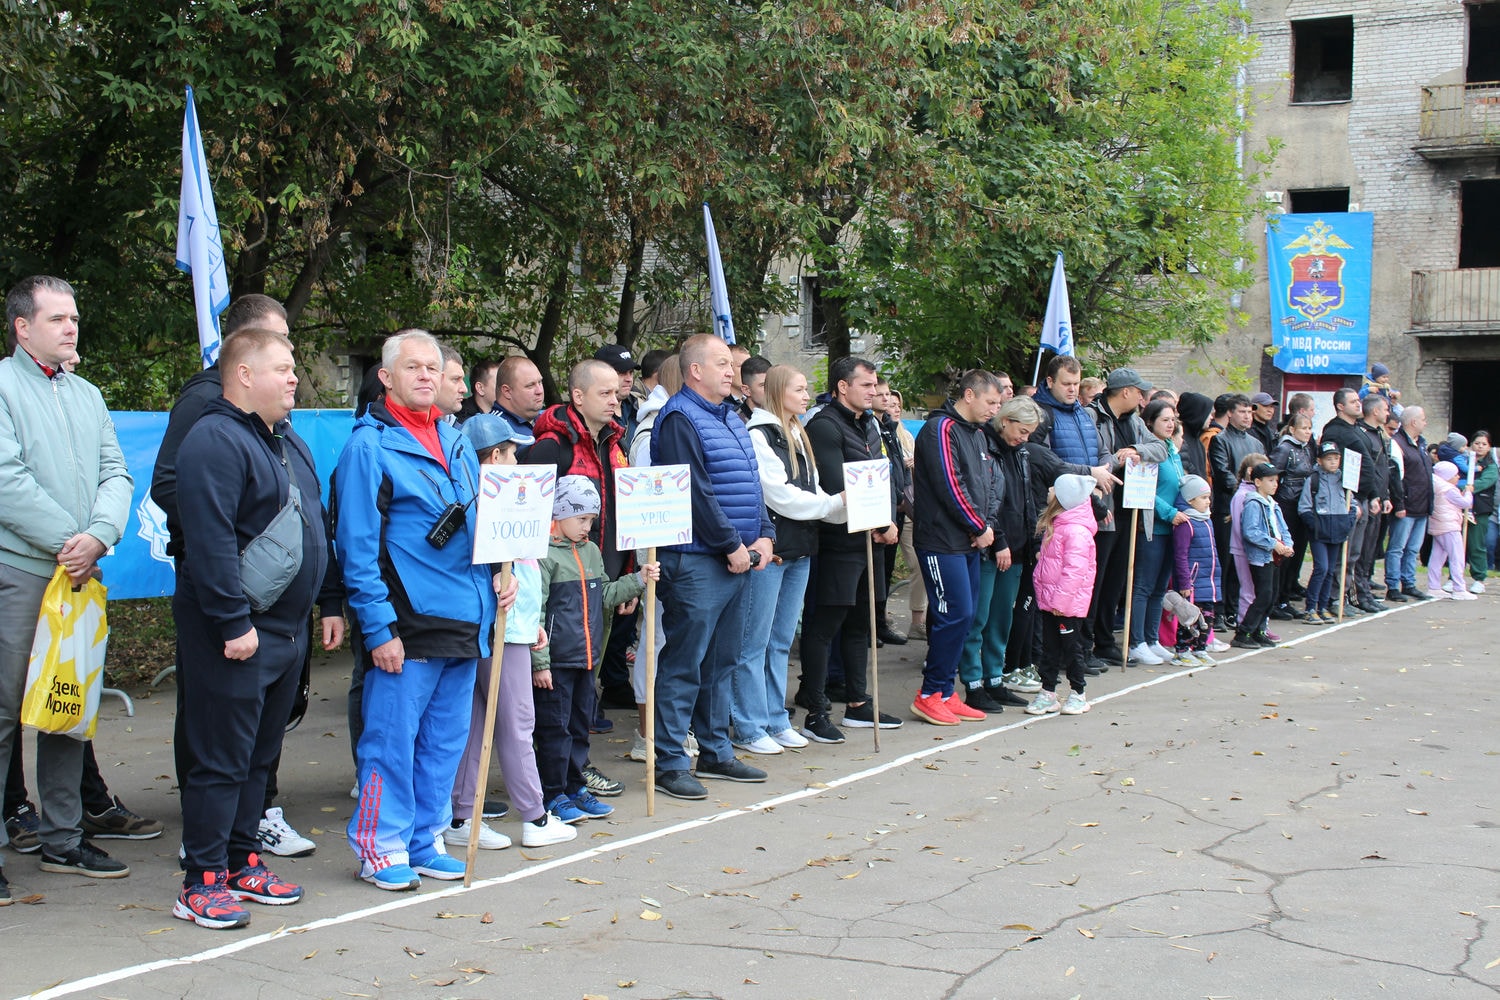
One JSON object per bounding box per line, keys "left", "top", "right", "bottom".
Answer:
{"left": 282, "top": 151, "right": 383, "bottom": 325}
{"left": 534, "top": 261, "right": 570, "bottom": 405}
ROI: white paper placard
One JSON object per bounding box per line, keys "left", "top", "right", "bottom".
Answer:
{"left": 1122, "top": 458, "right": 1158, "bottom": 510}
{"left": 844, "top": 458, "right": 893, "bottom": 533}
{"left": 614, "top": 465, "right": 694, "bottom": 550}
{"left": 472, "top": 465, "right": 555, "bottom": 564}
{"left": 1341, "top": 449, "right": 1362, "bottom": 493}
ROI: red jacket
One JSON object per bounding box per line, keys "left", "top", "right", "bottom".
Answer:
{"left": 529, "top": 403, "right": 632, "bottom": 575}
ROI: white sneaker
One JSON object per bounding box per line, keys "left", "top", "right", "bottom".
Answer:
{"left": 1470, "top": 580, "right": 1486, "bottom": 595}
{"left": 1425, "top": 588, "right": 1448, "bottom": 600}
{"left": 769, "top": 728, "right": 809, "bottom": 749}
{"left": 630, "top": 729, "right": 649, "bottom": 762}
{"left": 685, "top": 731, "right": 700, "bottom": 757}
{"left": 444, "top": 817, "right": 510, "bottom": 850}
{"left": 256, "top": 807, "right": 316, "bottom": 857}
{"left": 731, "top": 734, "right": 783, "bottom": 755}
{"left": 350, "top": 784, "right": 359, "bottom": 800}
{"left": 1128, "top": 643, "right": 1164, "bottom": 665}
{"left": 1025, "top": 691, "right": 1060, "bottom": 715}
{"left": 1193, "top": 650, "right": 1217, "bottom": 666}
{"left": 1002, "top": 665, "right": 1044, "bottom": 693}
{"left": 1170, "top": 651, "right": 1197, "bottom": 666}
{"left": 1060, "top": 692, "right": 1091, "bottom": 715}
{"left": 1450, "top": 589, "right": 1478, "bottom": 601}
{"left": 1148, "top": 642, "right": 1174, "bottom": 661}
{"left": 1207, "top": 639, "right": 1231, "bottom": 653}
{"left": 521, "top": 811, "right": 579, "bottom": 848}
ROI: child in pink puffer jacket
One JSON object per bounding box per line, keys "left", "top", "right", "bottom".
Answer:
{"left": 1028, "top": 475, "right": 1101, "bottom": 717}
{"left": 1427, "top": 460, "right": 1475, "bottom": 599}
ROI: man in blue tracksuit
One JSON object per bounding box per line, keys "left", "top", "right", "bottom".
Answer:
{"left": 336, "top": 331, "right": 505, "bottom": 890}
{"left": 173, "top": 327, "right": 344, "bottom": 928}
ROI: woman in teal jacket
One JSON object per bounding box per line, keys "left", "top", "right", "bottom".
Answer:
{"left": 1127, "top": 399, "right": 1187, "bottom": 665}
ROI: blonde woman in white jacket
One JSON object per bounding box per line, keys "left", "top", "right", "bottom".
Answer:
{"left": 731, "top": 366, "right": 847, "bottom": 750}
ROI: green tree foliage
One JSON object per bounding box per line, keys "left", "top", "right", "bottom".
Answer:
{"left": 0, "top": 0, "right": 1262, "bottom": 408}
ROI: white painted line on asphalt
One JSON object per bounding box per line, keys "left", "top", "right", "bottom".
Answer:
{"left": 14, "top": 600, "right": 1421, "bottom": 1000}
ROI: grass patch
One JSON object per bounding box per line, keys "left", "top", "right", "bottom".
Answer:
{"left": 106, "top": 598, "right": 176, "bottom": 689}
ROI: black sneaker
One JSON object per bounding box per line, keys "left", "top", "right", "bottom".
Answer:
{"left": 1358, "top": 598, "right": 1387, "bottom": 614}
{"left": 1083, "top": 659, "right": 1106, "bottom": 676}
{"left": 4, "top": 801, "right": 41, "bottom": 854}
{"left": 989, "top": 685, "right": 1029, "bottom": 707}
{"left": 481, "top": 798, "right": 510, "bottom": 819}
{"left": 1254, "top": 632, "right": 1278, "bottom": 648}
{"left": 0, "top": 864, "right": 9, "bottom": 905}
{"left": 964, "top": 687, "right": 1004, "bottom": 713}
{"left": 842, "top": 702, "right": 903, "bottom": 729}
{"left": 39, "top": 840, "right": 130, "bottom": 878}
{"left": 875, "top": 622, "right": 909, "bottom": 646}
{"left": 1230, "top": 633, "right": 1260, "bottom": 650}
{"left": 654, "top": 770, "right": 708, "bottom": 800}
{"left": 1269, "top": 603, "right": 1296, "bottom": 621}
{"left": 695, "top": 757, "right": 768, "bottom": 782}
{"left": 1402, "top": 586, "right": 1433, "bottom": 601}
{"left": 582, "top": 765, "right": 624, "bottom": 798}
{"left": 800, "top": 713, "right": 845, "bottom": 744}
{"left": 1091, "top": 648, "right": 1123, "bottom": 666}
{"left": 1384, "top": 589, "right": 1408, "bottom": 604}
{"left": 82, "top": 796, "right": 163, "bottom": 841}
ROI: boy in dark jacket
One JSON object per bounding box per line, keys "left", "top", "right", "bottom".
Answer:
{"left": 1299, "top": 442, "right": 1358, "bottom": 622}
{"left": 1171, "top": 476, "right": 1220, "bottom": 665}
{"left": 534, "top": 477, "right": 657, "bottom": 823}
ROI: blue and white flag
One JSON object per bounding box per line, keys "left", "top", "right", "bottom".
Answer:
{"left": 1039, "top": 252, "right": 1073, "bottom": 356}
{"left": 703, "top": 203, "right": 736, "bottom": 345}
{"left": 1266, "top": 212, "right": 1373, "bottom": 375}
{"left": 176, "top": 85, "right": 231, "bottom": 368}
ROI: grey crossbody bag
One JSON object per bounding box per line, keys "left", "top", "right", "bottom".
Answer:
{"left": 240, "top": 438, "right": 306, "bottom": 613}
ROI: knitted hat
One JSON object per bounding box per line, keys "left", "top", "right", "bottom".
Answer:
{"left": 1179, "top": 474, "right": 1211, "bottom": 503}
{"left": 1053, "top": 474, "right": 1095, "bottom": 511}
{"left": 1434, "top": 461, "right": 1459, "bottom": 482}
{"left": 1370, "top": 363, "right": 1390, "bottom": 379}
{"left": 1445, "top": 432, "right": 1468, "bottom": 451}
{"left": 553, "top": 475, "right": 601, "bottom": 518}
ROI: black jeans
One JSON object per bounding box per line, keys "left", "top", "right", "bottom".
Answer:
{"left": 1240, "top": 562, "right": 1277, "bottom": 637}
{"left": 1039, "top": 612, "right": 1087, "bottom": 695}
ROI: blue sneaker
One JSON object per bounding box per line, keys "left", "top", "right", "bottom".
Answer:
{"left": 570, "top": 788, "right": 614, "bottom": 818}
{"left": 360, "top": 862, "right": 421, "bottom": 891}
{"left": 547, "top": 793, "right": 588, "bottom": 825}
{"left": 410, "top": 852, "right": 466, "bottom": 880}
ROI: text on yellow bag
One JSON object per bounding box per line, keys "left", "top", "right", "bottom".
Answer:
{"left": 21, "top": 567, "right": 109, "bottom": 740}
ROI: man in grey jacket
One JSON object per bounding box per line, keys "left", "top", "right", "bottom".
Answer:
{"left": 0, "top": 276, "right": 134, "bottom": 897}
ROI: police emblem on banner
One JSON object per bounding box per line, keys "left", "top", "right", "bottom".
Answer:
{"left": 1285, "top": 220, "right": 1351, "bottom": 320}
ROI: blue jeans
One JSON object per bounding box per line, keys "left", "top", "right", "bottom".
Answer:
{"left": 1129, "top": 529, "right": 1173, "bottom": 647}
{"left": 731, "top": 556, "right": 810, "bottom": 742}
{"left": 655, "top": 550, "right": 749, "bottom": 771}
{"left": 959, "top": 559, "right": 1022, "bottom": 688}
{"left": 1384, "top": 514, "right": 1426, "bottom": 591}
{"left": 917, "top": 550, "right": 980, "bottom": 698}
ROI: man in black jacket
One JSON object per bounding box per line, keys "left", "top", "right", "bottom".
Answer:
{"left": 872, "top": 377, "right": 912, "bottom": 645}
{"left": 1319, "top": 388, "right": 1379, "bottom": 614}
{"left": 800, "top": 357, "right": 903, "bottom": 732}
{"left": 1386, "top": 405, "right": 1434, "bottom": 602}
{"left": 1349, "top": 394, "right": 1399, "bottom": 612}
{"left": 1207, "top": 393, "right": 1259, "bottom": 627}
{"left": 172, "top": 327, "right": 345, "bottom": 929}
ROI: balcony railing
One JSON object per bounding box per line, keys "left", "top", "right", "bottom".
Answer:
{"left": 1417, "top": 81, "right": 1500, "bottom": 158}
{"left": 1410, "top": 268, "right": 1500, "bottom": 331}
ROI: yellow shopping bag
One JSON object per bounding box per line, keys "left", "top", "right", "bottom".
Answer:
{"left": 21, "top": 567, "right": 109, "bottom": 740}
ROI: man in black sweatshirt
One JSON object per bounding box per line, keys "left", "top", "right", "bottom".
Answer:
{"left": 171, "top": 327, "right": 344, "bottom": 929}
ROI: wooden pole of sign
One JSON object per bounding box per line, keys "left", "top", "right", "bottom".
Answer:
{"left": 1120, "top": 509, "right": 1138, "bottom": 672}
{"left": 465, "top": 562, "right": 511, "bottom": 887}
{"left": 644, "top": 546, "right": 658, "bottom": 816}
{"left": 865, "top": 530, "right": 882, "bottom": 752}
{"left": 1337, "top": 489, "right": 1351, "bottom": 623}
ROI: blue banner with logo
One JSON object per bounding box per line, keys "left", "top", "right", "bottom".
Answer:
{"left": 99, "top": 409, "right": 356, "bottom": 600}
{"left": 1266, "top": 212, "right": 1374, "bottom": 376}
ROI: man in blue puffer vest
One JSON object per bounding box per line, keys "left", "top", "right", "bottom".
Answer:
{"left": 335, "top": 331, "right": 514, "bottom": 891}
{"left": 650, "top": 334, "right": 775, "bottom": 801}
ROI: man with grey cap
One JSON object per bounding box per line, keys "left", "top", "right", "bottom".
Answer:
{"left": 1084, "top": 367, "right": 1171, "bottom": 664}
{"left": 1248, "top": 391, "right": 1278, "bottom": 453}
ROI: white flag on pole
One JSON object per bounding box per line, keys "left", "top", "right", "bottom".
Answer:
{"left": 176, "top": 86, "right": 231, "bottom": 368}
{"left": 703, "top": 203, "right": 736, "bottom": 345}
{"left": 1039, "top": 252, "right": 1073, "bottom": 357}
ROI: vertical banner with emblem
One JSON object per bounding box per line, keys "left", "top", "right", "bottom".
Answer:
{"left": 1266, "top": 212, "right": 1374, "bottom": 376}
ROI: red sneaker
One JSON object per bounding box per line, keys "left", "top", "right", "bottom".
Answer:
{"left": 174, "top": 870, "right": 251, "bottom": 929}
{"left": 946, "top": 693, "right": 987, "bottom": 722}
{"left": 912, "top": 691, "right": 960, "bottom": 726}
{"left": 227, "top": 852, "right": 303, "bottom": 905}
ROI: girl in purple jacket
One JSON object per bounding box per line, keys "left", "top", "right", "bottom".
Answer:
{"left": 1027, "top": 475, "right": 1101, "bottom": 716}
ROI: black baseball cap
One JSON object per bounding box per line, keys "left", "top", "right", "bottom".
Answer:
{"left": 594, "top": 344, "right": 640, "bottom": 373}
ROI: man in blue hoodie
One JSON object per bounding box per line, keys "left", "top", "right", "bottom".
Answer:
{"left": 172, "top": 327, "right": 345, "bottom": 929}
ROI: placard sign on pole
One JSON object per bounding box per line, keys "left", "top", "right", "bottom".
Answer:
{"left": 614, "top": 465, "right": 693, "bottom": 816}
{"left": 472, "top": 465, "right": 555, "bottom": 564}
{"left": 1121, "top": 459, "right": 1158, "bottom": 510}
{"left": 844, "top": 458, "right": 893, "bottom": 533}
{"left": 1341, "top": 449, "right": 1362, "bottom": 493}
{"left": 614, "top": 465, "right": 694, "bottom": 550}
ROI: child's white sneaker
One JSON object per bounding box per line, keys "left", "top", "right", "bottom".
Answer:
{"left": 1060, "top": 692, "right": 1091, "bottom": 715}
{"left": 1128, "top": 643, "right": 1164, "bottom": 665}
{"left": 1025, "top": 691, "right": 1060, "bottom": 716}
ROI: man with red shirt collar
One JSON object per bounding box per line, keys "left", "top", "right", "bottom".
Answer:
{"left": 335, "top": 331, "right": 516, "bottom": 891}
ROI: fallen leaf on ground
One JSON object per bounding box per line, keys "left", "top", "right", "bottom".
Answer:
{"left": 1002, "top": 923, "right": 1035, "bottom": 932}
{"left": 1406, "top": 808, "right": 1429, "bottom": 816}
{"left": 568, "top": 877, "right": 604, "bottom": 885}
{"left": 403, "top": 947, "right": 426, "bottom": 958}
{"left": 723, "top": 867, "right": 746, "bottom": 874}
{"left": 640, "top": 910, "right": 662, "bottom": 921}
{"left": 303, "top": 950, "right": 317, "bottom": 960}
{"left": 1078, "top": 928, "right": 1094, "bottom": 939}
{"left": 480, "top": 912, "right": 493, "bottom": 924}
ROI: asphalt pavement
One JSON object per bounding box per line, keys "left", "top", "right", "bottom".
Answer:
{"left": 2, "top": 591, "right": 1497, "bottom": 1000}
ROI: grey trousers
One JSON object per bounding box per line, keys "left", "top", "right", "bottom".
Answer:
{"left": 0, "top": 563, "right": 86, "bottom": 855}
{"left": 1342, "top": 501, "right": 1378, "bottom": 604}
